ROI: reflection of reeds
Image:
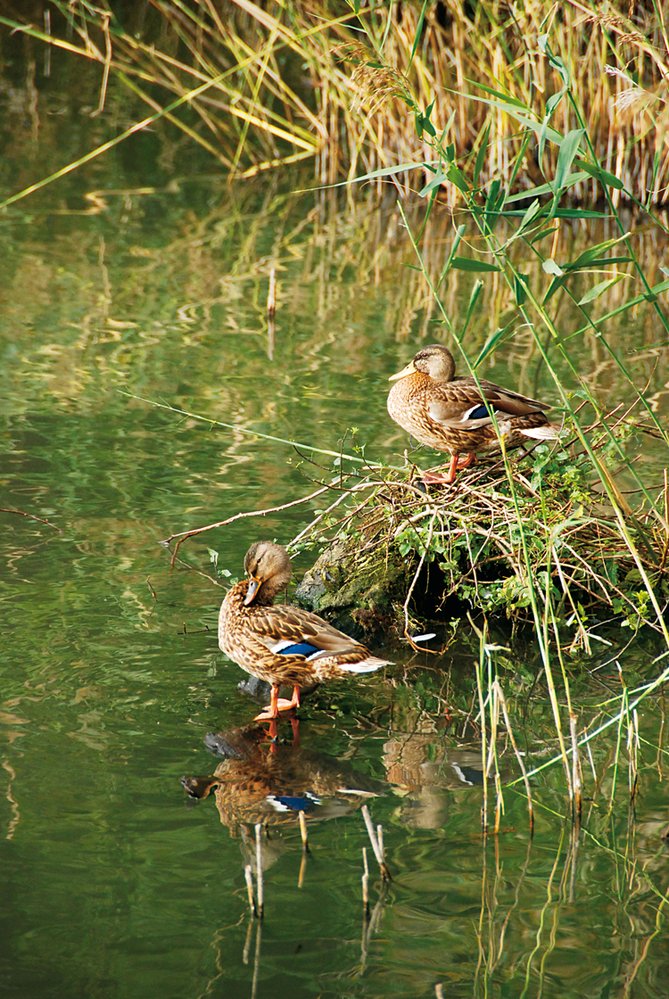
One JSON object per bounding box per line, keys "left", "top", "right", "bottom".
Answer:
{"left": 8, "top": 1, "right": 669, "bottom": 201}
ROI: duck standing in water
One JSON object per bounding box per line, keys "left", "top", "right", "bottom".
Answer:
{"left": 387, "top": 344, "right": 561, "bottom": 484}
{"left": 218, "top": 542, "right": 390, "bottom": 722}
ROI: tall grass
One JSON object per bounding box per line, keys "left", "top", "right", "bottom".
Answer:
{"left": 4, "top": 1, "right": 669, "bottom": 202}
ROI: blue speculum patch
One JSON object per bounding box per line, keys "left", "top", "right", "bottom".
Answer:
{"left": 278, "top": 642, "right": 321, "bottom": 657}
{"left": 465, "top": 403, "right": 491, "bottom": 421}
{"left": 270, "top": 794, "right": 320, "bottom": 813}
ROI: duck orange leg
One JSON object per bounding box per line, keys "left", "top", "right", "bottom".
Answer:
{"left": 422, "top": 453, "right": 476, "bottom": 485}
{"left": 254, "top": 684, "right": 301, "bottom": 722}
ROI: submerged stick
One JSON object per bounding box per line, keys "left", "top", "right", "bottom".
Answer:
{"left": 267, "top": 266, "right": 276, "bottom": 318}
{"left": 267, "top": 267, "right": 276, "bottom": 361}
{"left": 244, "top": 863, "right": 256, "bottom": 918}
{"left": 495, "top": 679, "right": 534, "bottom": 834}
{"left": 255, "top": 823, "right": 264, "bottom": 919}
{"left": 569, "top": 711, "right": 583, "bottom": 821}
{"left": 298, "top": 809, "right": 309, "bottom": 853}
{"left": 628, "top": 708, "right": 640, "bottom": 803}
{"left": 361, "top": 847, "right": 370, "bottom": 918}
{"left": 361, "top": 805, "right": 391, "bottom": 881}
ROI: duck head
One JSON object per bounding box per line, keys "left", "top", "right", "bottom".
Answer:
{"left": 243, "top": 541, "right": 292, "bottom": 606}
{"left": 389, "top": 344, "right": 456, "bottom": 384}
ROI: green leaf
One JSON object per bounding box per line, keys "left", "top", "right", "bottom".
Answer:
{"left": 460, "top": 279, "right": 484, "bottom": 337}
{"left": 499, "top": 208, "right": 610, "bottom": 219}
{"left": 451, "top": 256, "right": 500, "bottom": 272}
{"left": 514, "top": 272, "right": 530, "bottom": 304}
{"left": 567, "top": 278, "right": 669, "bottom": 338}
{"left": 473, "top": 122, "right": 490, "bottom": 185}
{"left": 529, "top": 226, "right": 559, "bottom": 244}
{"left": 505, "top": 172, "right": 589, "bottom": 203}
{"left": 545, "top": 89, "right": 566, "bottom": 116}
{"left": 485, "top": 179, "right": 502, "bottom": 213}
{"left": 578, "top": 276, "right": 624, "bottom": 305}
{"left": 554, "top": 129, "right": 585, "bottom": 191}
{"left": 550, "top": 208, "right": 611, "bottom": 218}
{"left": 438, "top": 224, "right": 466, "bottom": 285}
{"left": 447, "top": 163, "right": 470, "bottom": 193}
{"left": 299, "top": 161, "right": 433, "bottom": 192}
{"left": 575, "top": 158, "right": 625, "bottom": 190}
{"left": 473, "top": 319, "right": 515, "bottom": 368}
{"left": 543, "top": 274, "right": 567, "bottom": 303}
{"left": 517, "top": 198, "right": 543, "bottom": 233}
{"left": 409, "top": 0, "right": 430, "bottom": 68}
{"left": 566, "top": 235, "right": 630, "bottom": 270}
{"left": 465, "top": 78, "right": 529, "bottom": 109}
{"left": 448, "top": 87, "right": 563, "bottom": 145}
{"left": 578, "top": 255, "right": 632, "bottom": 267}
{"left": 418, "top": 171, "right": 448, "bottom": 197}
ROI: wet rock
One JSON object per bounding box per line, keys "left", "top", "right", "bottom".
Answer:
{"left": 294, "top": 536, "right": 413, "bottom": 639}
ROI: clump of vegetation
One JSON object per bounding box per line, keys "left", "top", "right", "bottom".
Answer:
{"left": 288, "top": 424, "right": 669, "bottom": 650}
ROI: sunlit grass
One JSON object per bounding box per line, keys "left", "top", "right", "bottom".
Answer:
{"left": 5, "top": 1, "right": 669, "bottom": 202}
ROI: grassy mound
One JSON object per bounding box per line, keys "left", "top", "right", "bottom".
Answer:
{"left": 291, "top": 430, "right": 669, "bottom": 649}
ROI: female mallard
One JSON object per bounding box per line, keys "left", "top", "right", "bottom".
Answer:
{"left": 218, "top": 542, "right": 390, "bottom": 722}
{"left": 387, "top": 344, "right": 560, "bottom": 484}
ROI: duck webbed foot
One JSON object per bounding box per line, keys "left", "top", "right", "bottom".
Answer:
{"left": 253, "top": 684, "right": 301, "bottom": 722}
{"left": 422, "top": 453, "right": 476, "bottom": 485}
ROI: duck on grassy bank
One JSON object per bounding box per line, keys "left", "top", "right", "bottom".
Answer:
{"left": 387, "top": 344, "right": 561, "bottom": 484}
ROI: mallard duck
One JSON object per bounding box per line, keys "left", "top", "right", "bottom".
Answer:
{"left": 218, "top": 542, "right": 390, "bottom": 722}
{"left": 387, "top": 344, "right": 560, "bottom": 484}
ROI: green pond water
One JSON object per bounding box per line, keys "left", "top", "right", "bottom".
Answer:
{"left": 1, "top": 44, "right": 669, "bottom": 999}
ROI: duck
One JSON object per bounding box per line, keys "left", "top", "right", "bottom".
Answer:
{"left": 218, "top": 542, "right": 390, "bottom": 722}
{"left": 387, "top": 344, "right": 561, "bottom": 484}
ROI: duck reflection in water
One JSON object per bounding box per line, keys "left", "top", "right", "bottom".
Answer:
{"left": 181, "top": 722, "right": 382, "bottom": 841}
{"left": 384, "top": 723, "right": 486, "bottom": 829}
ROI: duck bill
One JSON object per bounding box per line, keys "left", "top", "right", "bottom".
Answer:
{"left": 388, "top": 360, "right": 417, "bottom": 382}
{"left": 244, "top": 578, "right": 260, "bottom": 606}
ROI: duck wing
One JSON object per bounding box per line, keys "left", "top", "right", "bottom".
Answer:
{"left": 429, "top": 377, "right": 550, "bottom": 429}
{"left": 251, "top": 604, "right": 364, "bottom": 659}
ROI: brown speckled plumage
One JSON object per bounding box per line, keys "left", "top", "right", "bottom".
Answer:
{"left": 218, "top": 542, "right": 390, "bottom": 720}
{"left": 387, "top": 344, "right": 560, "bottom": 483}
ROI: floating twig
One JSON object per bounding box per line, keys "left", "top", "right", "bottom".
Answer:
{"left": 0, "top": 507, "right": 61, "bottom": 531}
{"left": 161, "top": 485, "right": 330, "bottom": 566}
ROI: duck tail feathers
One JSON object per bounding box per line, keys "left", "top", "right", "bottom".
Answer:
{"left": 520, "top": 422, "right": 563, "bottom": 441}
{"left": 338, "top": 655, "right": 390, "bottom": 674}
